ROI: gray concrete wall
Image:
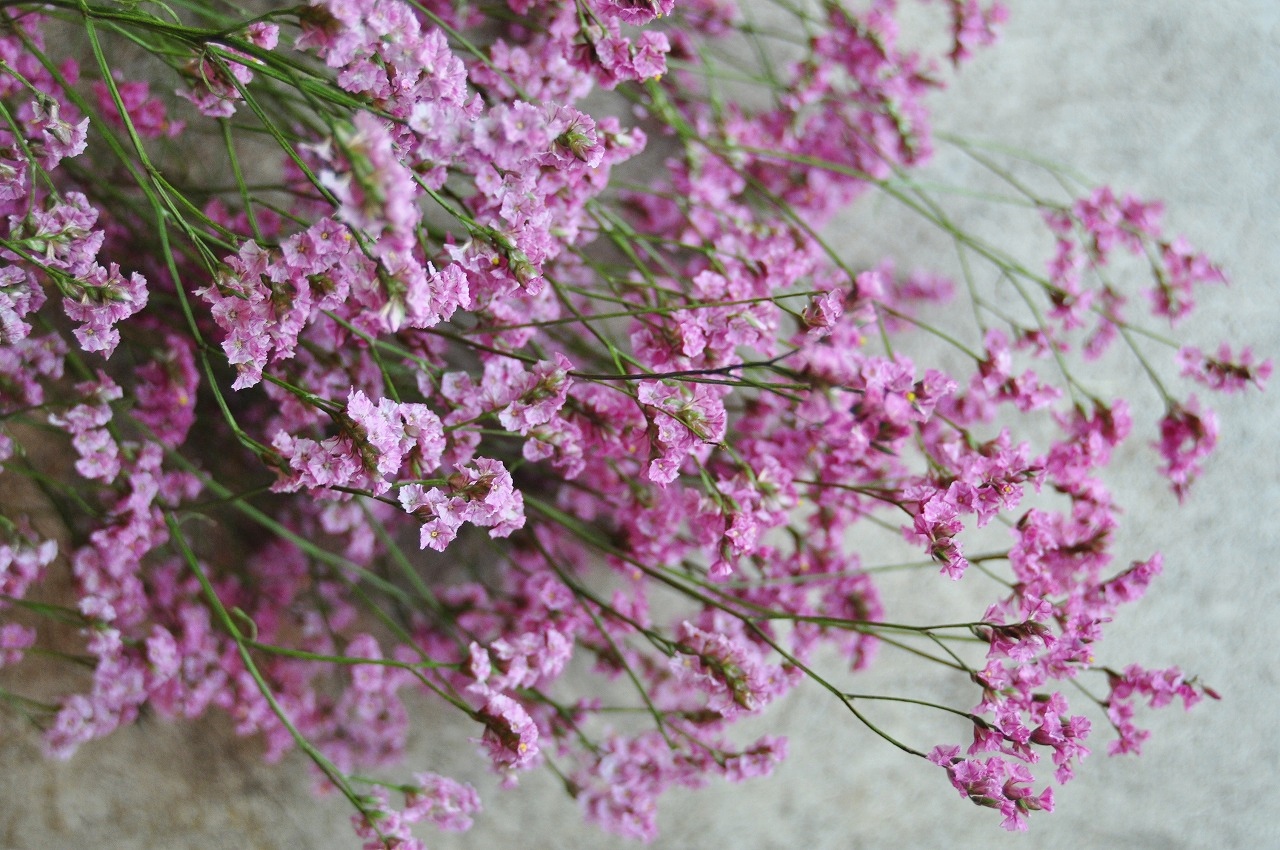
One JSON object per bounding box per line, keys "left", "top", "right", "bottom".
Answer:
{"left": 2, "top": 1, "right": 1277, "bottom": 848}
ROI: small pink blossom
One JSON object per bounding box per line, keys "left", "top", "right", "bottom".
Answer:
{"left": 475, "top": 693, "right": 539, "bottom": 771}
{"left": 403, "top": 772, "right": 482, "bottom": 831}
{"left": 498, "top": 353, "right": 574, "bottom": 434}
{"left": 1176, "top": 344, "right": 1271, "bottom": 393}
{"left": 928, "top": 747, "right": 1054, "bottom": 831}
{"left": 0, "top": 622, "right": 35, "bottom": 666}
{"left": 1154, "top": 396, "right": 1218, "bottom": 501}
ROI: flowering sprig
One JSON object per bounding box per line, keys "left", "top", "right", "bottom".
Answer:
{"left": 0, "top": 0, "right": 1266, "bottom": 846}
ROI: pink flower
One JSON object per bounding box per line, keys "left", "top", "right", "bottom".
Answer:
{"left": 638, "top": 380, "right": 728, "bottom": 485}
{"left": 946, "top": 1, "right": 1009, "bottom": 65}
{"left": 1148, "top": 236, "right": 1227, "bottom": 323}
{"left": 475, "top": 693, "right": 539, "bottom": 771}
{"left": 1176, "top": 344, "right": 1272, "bottom": 393}
{"left": 802, "top": 289, "right": 846, "bottom": 337}
{"left": 29, "top": 96, "right": 88, "bottom": 169}
{"left": 498, "top": 353, "right": 574, "bottom": 434}
{"left": 176, "top": 23, "right": 278, "bottom": 118}
{"left": 92, "top": 78, "right": 184, "bottom": 139}
{"left": 399, "top": 484, "right": 462, "bottom": 551}
{"left": 403, "top": 772, "right": 481, "bottom": 831}
{"left": 1154, "top": 396, "right": 1218, "bottom": 501}
{"left": 470, "top": 630, "right": 573, "bottom": 692}
{"left": 670, "top": 619, "right": 791, "bottom": 717}
{"left": 904, "top": 488, "right": 970, "bottom": 579}
{"left": 349, "top": 787, "right": 424, "bottom": 850}
{"left": 0, "top": 526, "right": 57, "bottom": 602}
{"left": 0, "top": 622, "right": 35, "bottom": 666}
{"left": 929, "top": 748, "right": 1054, "bottom": 831}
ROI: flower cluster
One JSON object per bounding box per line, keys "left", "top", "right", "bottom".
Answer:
{"left": 0, "top": 1, "right": 1266, "bottom": 846}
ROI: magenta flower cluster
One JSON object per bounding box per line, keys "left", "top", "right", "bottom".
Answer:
{"left": 0, "top": 1, "right": 1267, "bottom": 847}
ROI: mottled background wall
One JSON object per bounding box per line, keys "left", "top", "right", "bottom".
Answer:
{"left": 2, "top": 2, "right": 1277, "bottom": 848}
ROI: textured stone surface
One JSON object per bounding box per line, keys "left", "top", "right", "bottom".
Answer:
{"left": 2, "top": 2, "right": 1277, "bottom": 848}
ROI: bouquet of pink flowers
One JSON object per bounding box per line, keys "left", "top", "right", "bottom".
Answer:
{"left": 0, "top": 1, "right": 1267, "bottom": 846}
